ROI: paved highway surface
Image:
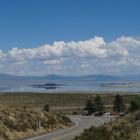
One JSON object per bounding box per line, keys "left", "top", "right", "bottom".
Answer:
{"left": 26, "top": 115, "right": 114, "bottom": 140}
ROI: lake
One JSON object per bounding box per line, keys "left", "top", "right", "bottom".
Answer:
{"left": 0, "top": 80, "right": 140, "bottom": 93}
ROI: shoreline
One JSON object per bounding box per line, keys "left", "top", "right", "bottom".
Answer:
{"left": 0, "top": 91, "right": 138, "bottom": 95}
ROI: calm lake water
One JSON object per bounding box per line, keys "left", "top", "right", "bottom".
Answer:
{"left": 0, "top": 80, "right": 140, "bottom": 93}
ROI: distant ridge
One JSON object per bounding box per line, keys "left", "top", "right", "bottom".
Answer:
{"left": 0, "top": 73, "right": 117, "bottom": 81}
{"left": 0, "top": 73, "right": 140, "bottom": 81}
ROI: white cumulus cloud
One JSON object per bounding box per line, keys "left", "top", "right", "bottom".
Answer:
{"left": 0, "top": 36, "right": 140, "bottom": 76}
{"left": 0, "top": 50, "right": 6, "bottom": 59}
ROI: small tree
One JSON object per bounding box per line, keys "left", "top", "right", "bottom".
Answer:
{"left": 85, "top": 99, "right": 95, "bottom": 113}
{"left": 23, "top": 105, "right": 28, "bottom": 112}
{"left": 113, "top": 94, "right": 125, "bottom": 112}
{"left": 129, "top": 100, "right": 139, "bottom": 112}
{"left": 43, "top": 104, "right": 50, "bottom": 112}
{"left": 94, "top": 95, "right": 104, "bottom": 113}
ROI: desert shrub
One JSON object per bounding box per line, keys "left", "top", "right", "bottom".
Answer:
{"left": 43, "top": 104, "right": 50, "bottom": 112}
{"left": 47, "top": 117, "right": 56, "bottom": 127}
{"left": 129, "top": 100, "right": 139, "bottom": 112}
{"left": 18, "top": 120, "right": 36, "bottom": 131}
{"left": 41, "top": 118, "right": 49, "bottom": 128}
{"left": 60, "top": 115, "right": 71, "bottom": 123}
{"left": 129, "top": 96, "right": 140, "bottom": 112}
{"left": 0, "top": 125, "right": 9, "bottom": 140}
{"left": 135, "top": 111, "right": 140, "bottom": 121}
{"left": 3, "top": 118, "right": 16, "bottom": 130}
{"left": 74, "top": 126, "right": 111, "bottom": 140}
{"left": 58, "top": 115, "right": 71, "bottom": 125}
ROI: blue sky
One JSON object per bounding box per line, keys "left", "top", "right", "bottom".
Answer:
{"left": 0, "top": 0, "right": 140, "bottom": 76}
{"left": 0, "top": 0, "right": 140, "bottom": 50}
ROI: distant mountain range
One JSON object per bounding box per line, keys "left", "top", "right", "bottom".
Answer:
{"left": 0, "top": 73, "right": 140, "bottom": 81}
{"left": 0, "top": 74, "right": 117, "bottom": 81}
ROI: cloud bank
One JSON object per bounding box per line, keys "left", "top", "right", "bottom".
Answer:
{"left": 0, "top": 36, "right": 140, "bottom": 76}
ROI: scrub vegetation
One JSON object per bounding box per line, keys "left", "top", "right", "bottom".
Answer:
{"left": 0, "top": 107, "right": 71, "bottom": 140}
{"left": 0, "top": 93, "right": 136, "bottom": 114}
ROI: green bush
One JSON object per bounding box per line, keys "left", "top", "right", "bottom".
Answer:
{"left": 74, "top": 126, "right": 111, "bottom": 140}
{"left": 43, "top": 104, "right": 50, "bottom": 112}
{"left": 129, "top": 96, "right": 140, "bottom": 112}
{"left": 61, "top": 115, "right": 71, "bottom": 123}
{"left": 47, "top": 117, "right": 56, "bottom": 127}
{"left": 3, "top": 118, "right": 16, "bottom": 130}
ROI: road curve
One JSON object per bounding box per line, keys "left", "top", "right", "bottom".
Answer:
{"left": 26, "top": 115, "right": 113, "bottom": 140}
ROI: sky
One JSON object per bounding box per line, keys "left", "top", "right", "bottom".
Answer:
{"left": 0, "top": 0, "right": 140, "bottom": 76}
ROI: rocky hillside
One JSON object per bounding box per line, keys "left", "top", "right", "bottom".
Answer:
{"left": 0, "top": 108, "right": 72, "bottom": 140}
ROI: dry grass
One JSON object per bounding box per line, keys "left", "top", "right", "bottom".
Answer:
{"left": 0, "top": 107, "right": 71, "bottom": 140}
{"left": 0, "top": 93, "right": 136, "bottom": 114}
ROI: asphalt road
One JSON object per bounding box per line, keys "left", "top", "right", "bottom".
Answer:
{"left": 26, "top": 115, "right": 114, "bottom": 140}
